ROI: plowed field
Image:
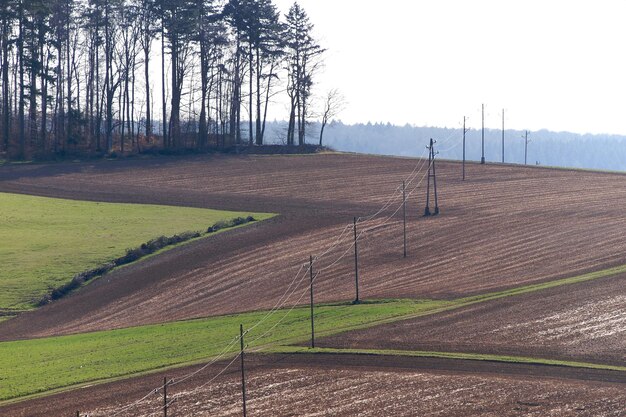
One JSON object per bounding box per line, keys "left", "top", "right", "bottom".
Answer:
{"left": 2, "top": 354, "right": 626, "bottom": 417}
{"left": 3, "top": 154, "right": 626, "bottom": 339}
{"left": 319, "top": 273, "right": 626, "bottom": 366}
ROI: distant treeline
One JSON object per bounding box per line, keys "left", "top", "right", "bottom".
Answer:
{"left": 0, "top": 0, "right": 323, "bottom": 160}
{"left": 264, "top": 121, "right": 626, "bottom": 172}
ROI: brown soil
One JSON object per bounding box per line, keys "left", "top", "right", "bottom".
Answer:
{"left": 3, "top": 154, "right": 626, "bottom": 340}
{"left": 2, "top": 353, "right": 626, "bottom": 417}
{"left": 319, "top": 273, "right": 626, "bottom": 367}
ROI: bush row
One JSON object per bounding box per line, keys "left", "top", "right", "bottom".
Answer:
{"left": 37, "top": 216, "right": 256, "bottom": 306}
{"left": 206, "top": 215, "right": 255, "bottom": 233}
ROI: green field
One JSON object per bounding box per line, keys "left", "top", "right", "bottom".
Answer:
{"left": 0, "top": 192, "right": 274, "bottom": 312}
{"left": 0, "top": 299, "right": 448, "bottom": 401}
{"left": 0, "top": 266, "right": 626, "bottom": 401}
{"left": 3, "top": 261, "right": 626, "bottom": 402}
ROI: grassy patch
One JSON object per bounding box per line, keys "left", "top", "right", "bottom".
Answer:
{"left": 0, "top": 192, "right": 274, "bottom": 311}
{"left": 0, "top": 299, "right": 447, "bottom": 401}
{"left": 38, "top": 216, "right": 259, "bottom": 306}
{"left": 267, "top": 346, "right": 626, "bottom": 373}
{"left": 456, "top": 265, "right": 626, "bottom": 306}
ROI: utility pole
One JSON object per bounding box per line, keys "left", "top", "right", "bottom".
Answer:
{"left": 353, "top": 217, "right": 360, "bottom": 304}
{"left": 402, "top": 181, "right": 407, "bottom": 258}
{"left": 502, "top": 109, "right": 505, "bottom": 163}
{"left": 163, "top": 377, "right": 168, "bottom": 417}
{"left": 481, "top": 104, "right": 485, "bottom": 164}
{"left": 240, "top": 324, "right": 247, "bottom": 417}
{"left": 424, "top": 138, "right": 440, "bottom": 216}
{"left": 309, "top": 255, "right": 315, "bottom": 348}
{"left": 524, "top": 130, "right": 530, "bottom": 165}
{"left": 463, "top": 116, "right": 469, "bottom": 180}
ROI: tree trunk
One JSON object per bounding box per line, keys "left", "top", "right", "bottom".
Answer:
{"left": 169, "top": 35, "right": 180, "bottom": 148}
{"left": 161, "top": 20, "right": 167, "bottom": 147}
{"left": 198, "top": 40, "right": 207, "bottom": 149}
{"left": 66, "top": 16, "right": 72, "bottom": 151}
{"left": 95, "top": 18, "right": 101, "bottom": 152}
{"left": 29, "top": 26, "right": 38, "bottom": 153}
{"left": 2, "top": 17, "right": 9, "bottom": 153}
{"left": 230, "top": 34, "right": 241, "bottom": 144}
{"left": 287, "top": 100, "right": 295, "bottom": 146}
{"left": 18, "top": 6, "right": 25, "bottom": 159}
{"left": 144, "top": 35, "right": 151, "bottom": 141}
{"left": 87, "top": 33, "right": 94, "bottom": 151}
{"left": 41, "top": 45, "right": 49, "bottom": 153}
{"left": 248, "top": 47, "right": 253, "bottom": 145}
{"left": 255, "top": 47, "right": 261, "bottom": 145}
{"left": 260, "top": 61, "right": 276, "bottom": 145}
{"left": 104, "top": 2, "right": 112, "bottom": 152}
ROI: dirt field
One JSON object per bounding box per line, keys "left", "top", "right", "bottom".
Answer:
{"left": 2, "top": 353, "right": 626, "bottom": 417}
{"left": 3, "top": 154, "right": 626, "bottom": 339}
{"left": 4, "top": 153, "right": 626, "bottom": 414}
{"left": 319, "top": 274, "right": 626, "bottom": 367}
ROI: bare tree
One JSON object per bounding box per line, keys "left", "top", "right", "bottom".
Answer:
{"left": 318, "top": 88, "right": 344, "bottom": 147}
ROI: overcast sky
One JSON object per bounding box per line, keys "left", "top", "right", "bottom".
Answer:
{"left": 272, "top": 0, "right": 626, "bottom": 135}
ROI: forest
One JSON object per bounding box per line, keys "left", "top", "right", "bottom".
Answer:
{"left": 309, "top": 121, "right": 626, "bottom": 172}
{"left": 0, "top": 0, "right": 324, "bottom": 159}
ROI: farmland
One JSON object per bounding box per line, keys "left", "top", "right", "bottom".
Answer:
{"left": 3, "top": 155, "right": 626, "bottom": 339}
{"left": 0, "top": 299, "right": 449, "bottom": 400}
{"left": 319, "top": 273, "right": 626, "bottom": 367}
{"left": 0, "top": 191, "right": 273, "bottom": 314}
{"left": 3, "top": 354, "right": 626, "bottom": 417}
{"left": 1, "top": 153, "right": 626, "bottom": 415}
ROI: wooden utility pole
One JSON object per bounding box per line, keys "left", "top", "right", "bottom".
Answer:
{"left": 240, "top": 324, "right": 247, "bottom": 417}
{"left": 502, "top": 109, "right": 505, "bottom": 163}
{"left": 402, "top": 181, "right": 407, "bottom": 258}
{"left": 353, "top": 217, "right": 360, "bottom": 304}
{"left": 481, "top": 104, "right": 485, "bottom": 164}
{"left": 424, "top": 138, "right": 440, "bottom": 216}
{"left": 463, "top": 117, "right": 468, "bottom": 180}
{"left": 163, "top": 377, "right": 168, "bottom": 417}
{"left": 432, "top": 145, "right": 439, "bottom": 215}
{"left": 309, "top": 255, "right": 315, "bottom": 348}
{"left": 524, "top": 130, "right": 530, "bottom": 165}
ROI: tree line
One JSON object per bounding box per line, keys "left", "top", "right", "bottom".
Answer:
{"left": 0, "top": 0, "right": 324, "bottom": 159}
{"left": 314, "top": 121, "right": 626, "bottom": 172}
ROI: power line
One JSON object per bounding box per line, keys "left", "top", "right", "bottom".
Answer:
{"left": 97, "top": 149, "right": 437, "bottom": 416}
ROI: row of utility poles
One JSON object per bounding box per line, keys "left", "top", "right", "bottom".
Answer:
{"left": 78, "top": 118, "right": 533, "bottom": 417}
{"left": 237, "top": 139, "right": 442, "bottom": 416}
{"left": 77, "top": 140, "right": 443, "bottom": 417}
{"left": 472, "top": 104, "right": 532, "bottom": 175}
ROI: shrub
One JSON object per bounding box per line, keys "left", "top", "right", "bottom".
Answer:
{"left": 38, "top": 216, "right": 256, "bottom": 306}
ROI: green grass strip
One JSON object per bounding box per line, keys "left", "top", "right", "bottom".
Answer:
{"left": 2, "top": 263, "right": 626, "bottom": 403}
{"left": 0, "top": 192, "right": 275, "bottom": 311}
{"left": 457, "top": 265, "right": 626, "bottom": 306}
{"left": 266, "top": 346, "right": 626, "bottom": 373}
{"left": 0, "top": 299, "right": 447, "bottom": 401}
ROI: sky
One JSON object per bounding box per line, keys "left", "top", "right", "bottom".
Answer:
{"left": 272, "top": 0, "right": 626, "bottom": 135}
